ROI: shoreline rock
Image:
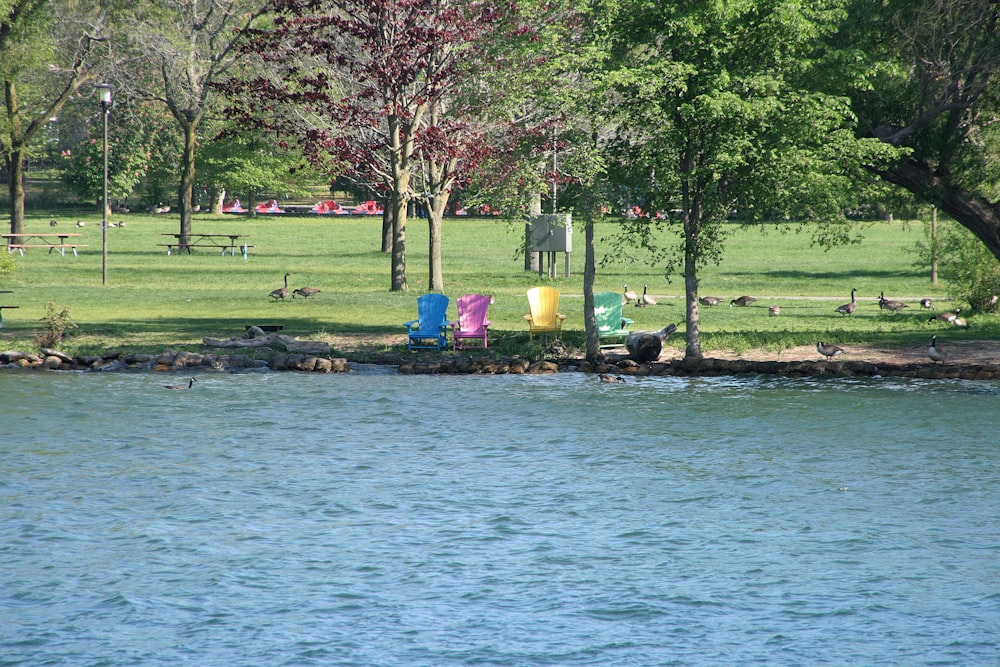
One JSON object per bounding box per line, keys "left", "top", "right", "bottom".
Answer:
{"left": 2, "top": 347, "right": 999, "bottom": 380}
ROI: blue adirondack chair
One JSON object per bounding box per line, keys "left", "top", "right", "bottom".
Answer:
{"left": 404, "top": 294, "right": 450, "bottom": 350}
{"left": 594, "top": 291, "right": 634, "bottom": 348}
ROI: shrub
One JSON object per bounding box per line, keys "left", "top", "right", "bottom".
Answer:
{"left": 35, "top": 302, "right": 78, "bottom": 348}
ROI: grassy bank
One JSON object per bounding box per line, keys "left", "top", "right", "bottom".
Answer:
{"left": 0, "top": 210, "right": 995, "bottom": 359}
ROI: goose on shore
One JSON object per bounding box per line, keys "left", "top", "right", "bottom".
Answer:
{"left": 927, "top": 335, "right": 945, "bottom": 364}
{"left": 292, "top": 286, "right": 321, "bottom": 299}
{"left": 164, "top": 377, "right": 196, "bottom": 390}
{"left": 269, "top": 273, "right": 290, "bottom": 300}
{"left": 730, "top": 295, "right": 757, "bottom": 307}
{"left": 817, "top": 341, "right": 845, "bottom": 360}
{"left": 699, "top": 296, "right": 723, "bottom": 307}
{"left": 835, "top": 288, "right": 857, "bottom": 316}
{"left": 626, "top": 323, "right": 678, "bottom": 363}
{"left": 637, "top": 283, "right": 657, "bottom": 307}
{"left": 879, "top": 291, "right": 908, "bottom": 312}
{"left": 929, "top": 307, "right": 960, "bottom": 324}
{"left": 623, "top": 284, "right": 638, "bottom": 303}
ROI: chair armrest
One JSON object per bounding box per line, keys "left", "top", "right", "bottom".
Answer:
{"left": 621, "top": 317, "right": 634, "bottom": 327}
{"left": 523, "top": 314, "right": 532, "bottom": 321}
{"left": 483, "top": 320, "right": 492, "bottom": 327}
{"left": 556, "top": 313, "right": 566, "bottom": 320}
{"left": 403, "top": 320, "right": 418, "bottom": 330}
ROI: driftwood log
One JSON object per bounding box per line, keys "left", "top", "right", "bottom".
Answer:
{"left": 202, "top": 332, "right": 331, "bottom": 356}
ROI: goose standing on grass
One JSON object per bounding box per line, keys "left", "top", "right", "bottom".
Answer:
{"left": 293, "top": 286, "right": 321, "bottom": 299}
{"left": 164, "top": 377, "right": 196, "bottom": 390}
{"left": 269, "top": 273, "right": 290, "bottom": 301}
{"left": 952, "top": 315, "right": 969, "bottom": 328}
{"left": 927, "top": 335, "right": 945, "bottom": 364}
{"left": 637, "top": 283, "right": 657, "bottom": 307}
{"left": 699, "top": 295, "right": 723, "bottom": 307}
{"left": 623, "top": 284, "right": 638, "bottom": 304}
{"left": 879, "top": 291, "right": 908, "bottom": 312}
{"left": 817, "top": 341, "right": 845, "bottom": 360}
{"left": 835, "top": 288, "right": 857, "bottom": 316}
{"left": 730, "top": 295, "right": 757, "bottom": 307}
{"left": 768, "top": 305, "right": 780, "bottom": 317}
{"left": 920, "top": 298, "right": 934, "bottom": 309}
{"left": 929, "top": 307, "right": 960, "bottom": 324}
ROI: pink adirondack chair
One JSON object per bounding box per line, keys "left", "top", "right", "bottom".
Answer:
{"left": 449, "top": 294, "right": 492, "bottom": 349}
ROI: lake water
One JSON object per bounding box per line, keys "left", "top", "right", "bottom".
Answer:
{"left": 2, "top": 368, "right": 999, "bottom": 666}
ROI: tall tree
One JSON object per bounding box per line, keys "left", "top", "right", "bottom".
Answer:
{"left": 842, "top": 0, "right": 1000, "bottom": 260}
{"left": 229, "top": 0, "right": 522, "bottom": 292}
{"left": 605, "top": 0, "right": 893, "bottom": 361}
{"left": 120, "top": 0, "right": 268, "bottom": 243}
{"left": 1, "top": 0, "right": 105, "bottom": 235}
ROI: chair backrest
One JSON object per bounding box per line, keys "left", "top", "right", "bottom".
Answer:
{"left": 417, "top": 293, "right": 450, "bottom": 329}
{"left": 527, "top": 286, "right": 560, "bottom": 326}
{"left": 593, "top": 291, "right": 624, "bottom": 333}
{"left": 456, "top": 294, "right": 491, "bottom": 332}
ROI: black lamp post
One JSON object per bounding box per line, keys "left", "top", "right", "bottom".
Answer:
{"left": 97, "top": 84, "right": 112, "bottom": 285}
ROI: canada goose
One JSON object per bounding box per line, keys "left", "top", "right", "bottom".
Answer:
{"left": 623, "top": 284, "right": 638, "bottom": 303}
{"left": 597, "top": 373, "right": 626, "bottom": 384}
{"left": 929, "top": 307, "right": 960, "bottom": 324}
{"left": 952, "top": 316, "right": 969, "bottom": 328}
{"left": 699, "top": 296, "right": 723, "bottom": 307}
{"left": 76, "top": 220, "right": 85, "bottom": 227}
{"left": 49, "top": 219, "right": 58, "bottom": 227}
{"left": 292, "top": 286, "right": 321, "bottom": 298}
{"left": 919, "top": 298, "right": 934, "bottom": 309}
{"left": 768, "top": 305, "right": 780, "bottom": 316}
{"left": 817, "top": 341, "right": 845, "bottom": 359}
{"left": 730, "top": 295, "right": 757, "bottom": 307}
{"left": 835, "top": 288, "right": 857, "bottom": 316}
{"left": 626, "top": 323, "right": 678, "bottom": 363}
{"left": 164, "top": 377, "right": 196, "bottom": 390}
{"left": 927, "top": 335, "right": 945, "bottom": 364}
{"left": 269, "top": 273, "right": 290, "bottom": 300}
{"left": 879, "top": 291, "right": 908, "bottom": 312}
{"left": 637, "top": 284, "right": 657, "bottom": 307}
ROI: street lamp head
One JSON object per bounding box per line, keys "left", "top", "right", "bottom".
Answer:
{"left": 97, "top": 84, "right": 113, "bottom": 108}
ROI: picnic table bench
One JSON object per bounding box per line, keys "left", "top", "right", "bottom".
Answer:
{"left": 159, "top": 233, "right": 252, "bottom": 257}
{"left": 0, "top": 291, "right": 16, "bottom": 328}
{"left": 1, "top": 233, "right": 87, "bottom": 256}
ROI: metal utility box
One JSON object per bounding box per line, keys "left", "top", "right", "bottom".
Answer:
{"left": 530, "top": 214, "right": 572, "bottom": 253}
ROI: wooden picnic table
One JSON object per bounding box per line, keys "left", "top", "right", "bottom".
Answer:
{"left": 0, "top": 290, "right": 16, "bottom": 328}
{"left": 159, "top": 233, "right": 252, "bottom": 257}
{"left": 1, "top": 233, "right": 87, "bottom": 256}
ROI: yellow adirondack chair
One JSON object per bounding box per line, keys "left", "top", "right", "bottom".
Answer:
{"left": 524, "top": 286, "right": 566, "bottom": 342}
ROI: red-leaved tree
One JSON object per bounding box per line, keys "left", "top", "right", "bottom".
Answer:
{"left": 226, "top": 0, "right": 527, "bottom": 291}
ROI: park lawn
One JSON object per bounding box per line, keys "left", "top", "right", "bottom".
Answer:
{"left": 0, "top": 210, "right": 994, "bottom": 358}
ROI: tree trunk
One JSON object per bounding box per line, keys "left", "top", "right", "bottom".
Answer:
{"left": 878, "top": 158, "right": 1000, "bottom": 262}
{"left": 177, "top": 118, "right": 199, "bottom": 244}
{"left": 6, "top": 145, "right": 26, "bottom": 237}
{"left": 681, "top": 165, "right": 702, "bottom": 363}
{"left": 583, "top": 209, "right": 600, "bottom": 363}
{"left": 381, "top": 209, "right": 392, "bottom": 253}
{"left": 427, "top": 194, "right": 447, "bottom": 291}
{"left": 211, "top": 187, "right": 225, "bottom": 215}
{"left": 390, "top": 192, "right": 408, "bottom": 291}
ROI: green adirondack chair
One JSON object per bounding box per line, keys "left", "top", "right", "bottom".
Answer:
{"left": 594, "top": 291, "right": 633, "bottom": 348}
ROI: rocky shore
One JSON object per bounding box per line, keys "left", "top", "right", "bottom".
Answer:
{"left": 2, "top": 340, "right": 998, "bottom": 380}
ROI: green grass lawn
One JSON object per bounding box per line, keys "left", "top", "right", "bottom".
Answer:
{"left": 0, "top": 210, "right": 994, "bottom": 358}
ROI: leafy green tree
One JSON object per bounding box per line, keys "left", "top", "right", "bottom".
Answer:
{"left": 58, "top": 100, "right": 169, "bottom": 209}
{"left": 1, "top": 0, "right": 106, "bottom": 235}
{"left": 117, "top": 0, "right": 269, "bottom": 242}
{"left": 843, "top": 0, "right": 1000, "bottom": 260}
{"left": 603, "top": 0, "right": 895, "bottom": 361}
